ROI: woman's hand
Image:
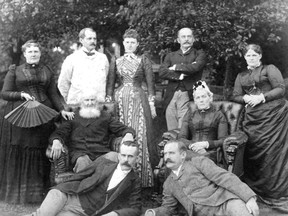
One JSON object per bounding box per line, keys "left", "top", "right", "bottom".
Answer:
{"left": 21, "top": 92, "right": 33, "bottom": 101}
{"left": 60, "top": 110, "right": 74, "bottom": 120}
{"left": 50, "top": 139, "right": 65, "bottom": 160}
{"left": 189, "top": 141, "right": 209, "bottom": 153}
{"left": 247, "top": 94, "right": 265, "bottom": 107}
{"left": 149, "top": 103, "right": 157, "bottom": 119}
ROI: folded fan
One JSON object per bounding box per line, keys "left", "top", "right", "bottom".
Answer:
{"left": 4, "top": 100, "right": 59, "bottom": 128}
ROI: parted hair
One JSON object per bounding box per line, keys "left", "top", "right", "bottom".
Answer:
{"left": 123, "top": 29, "right": 140, "bottom": 41}
{"left": 120, "top": 140, "right": 139, "bottom": 155}
{"left": 79, "top": 28, "right": 96, "bottom": 39}
{"left": 243, "top": 44, "right": 262, "bottom": 55}
{"left": 21, "top": 40, "right": 41, "bottom": 53}
{"left": 166, "top": 140, "right": 188, "bottom": 153}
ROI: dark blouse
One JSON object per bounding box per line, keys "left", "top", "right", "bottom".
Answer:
{"left": 232, "top": 64, "right": 285, "bottom": 103}
{"left": 1, "top": 63, "right": 64, "bottom": 111}
{"left": 178, "top": 105, "right": 228, "bottom": 149}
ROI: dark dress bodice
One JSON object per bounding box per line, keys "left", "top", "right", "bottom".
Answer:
{"left": 178, "top": 105, "right": 228, "bottom": 149}
{"left": 1, "top": 63, "right": 63, "bottom": 111}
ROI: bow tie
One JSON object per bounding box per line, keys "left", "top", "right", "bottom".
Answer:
{"left": 84, "top": 51, "right": 95, "bottom": 56}
{"left": 124, "top": 53, "right": 136, "bottom": 59}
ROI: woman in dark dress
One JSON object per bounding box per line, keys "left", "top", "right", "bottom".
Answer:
{"left": 0, "top": 40, "right": 74, "bottom": 203}
{"left": 231, "top": 44, "right": 288, "bottom": 206}
{"left": 106, "top": 29, "right": 158, "bottom": 187}
{"left": 178, "top": 81, "right": 228, "bottom": 165}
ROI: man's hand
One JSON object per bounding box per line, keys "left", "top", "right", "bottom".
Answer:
{"left": 188, "top": 141, "right": 209, "bottom": 152}
{"left": 50, "top": 139, "right": 65, "bottom": 160}
{"left": 122, "top": 133, "right": 134, "bottom": 143}
{"left": 145, "top": 209, "right": 156, "bottom": 216}
{"left": 101, "top": 211, "right": 119, "bottom": 216}
{"left": 60, "top": 110, "right": 74, "bottom": 120}
{"left": 246, "top": 197, "right": 259, "bottom": 216}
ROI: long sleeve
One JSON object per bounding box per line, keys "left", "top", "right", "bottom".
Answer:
{"left": 231, "top": 74, "right": 245, "bottom": 104}
{"left": 1, "top": 65, "right": 22, "bottom": 101}
{"left": 159, "top": 53, "right": 181, "bottom": 81}
{"left": 106, "top": 56, "right": 117, "bottom": 97}
{"left": 108, "top": 115, "right": 135, "bottom": 137}
{"left": 49, "top": 120, "right": 74, "bottom": 146}
{"left": 175, "top": 49, "right": 207, "bottom": 74}
{"left": 208, "top": 112, "right": 228, "bottom": 149}
{"left": 58, "top": 56, "right": 73, "bottom": 101}
{"left": 194, "top": 156, "right": 256, "bottom": 202}
{"left": 46, "top": 68, "right": 65, "bottom": 111}
{"left": 142, "top": 55, "right": 156, "bottom": 97}
{"left": 263, "top": 64, "right": 285, "bottom": 102}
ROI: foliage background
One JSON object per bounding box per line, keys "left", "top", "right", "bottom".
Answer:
{"left": 0, "top": 0, "right": 288, "bottom": 91}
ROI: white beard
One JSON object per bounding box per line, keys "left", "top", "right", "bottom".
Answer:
{"left": 79, "top": 107, "right": 101, "bottom": 118}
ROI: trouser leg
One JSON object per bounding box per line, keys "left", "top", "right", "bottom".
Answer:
{"left": 166, "top": 92, "right": 179, "bottom": 130}
{"left": 32, "top": 189, "right": 69, "bottom": 216}
{"left": 176, "top": 91, "right": 189, "bottom": 129}
{"left": 224, "top": 199, "right": 252, "bottom": 216}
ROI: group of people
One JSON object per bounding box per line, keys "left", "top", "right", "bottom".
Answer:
{"left": 0, "top": 25, "right": 287, "bottom": 216}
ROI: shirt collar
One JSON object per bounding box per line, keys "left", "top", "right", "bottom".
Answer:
{"left": 81, "top": 47, "right": 96, "bottom": 55}
{"left": 172, "top": 163, "right": 184, "bottom": 177}
{"left": 124, "top": 52, "right": 137, "bottom": 60}
{"left": 247, "top": 62, "right": 261, "bottom": 70}
{"left": 181, "top": 47, "right": 192, "bottom": 54}
{"left": 117, "top": 163, "right": 132, "bottom": 175}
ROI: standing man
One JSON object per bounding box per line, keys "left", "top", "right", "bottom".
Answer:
{"left": 58, "top": 28, "right": 109, "bottom": 107}
{"left": 25, "top": 141, "right": 141, "bottom": 216}
{"left": 145, "top": 140, "right": 259, "bottom": 216}
{"left": 159, "top": 27, "right": 207, "bottom": 130}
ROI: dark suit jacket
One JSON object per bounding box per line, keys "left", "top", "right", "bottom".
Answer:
{"left": 153, "top": 156, "right": 256, "bottom": 216}
{"left": 49, "top": 109, "right": 135, "bottom": 164}
{"left": 159, "top": 48, "right": 207, "bottom": 110}
{"left": 55, "top": 157, "right": 141, "bottom": 216}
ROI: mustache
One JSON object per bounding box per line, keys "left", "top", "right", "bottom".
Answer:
{"left": 121, "top": 161, "right": 131, "bottom": 167}
{"left": 165, "top": 158, "right": 174, "bottom": 164}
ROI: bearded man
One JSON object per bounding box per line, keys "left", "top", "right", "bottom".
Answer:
{"left": 49, "top": 91, "right": 135, "bottom": 173}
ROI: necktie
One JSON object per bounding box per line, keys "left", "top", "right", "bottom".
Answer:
{"left": 84, "top": 51, "right": 95, "bottom": 56}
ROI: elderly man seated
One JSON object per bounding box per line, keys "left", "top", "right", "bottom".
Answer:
{"left": 177, "top": 80, "right": 228, "bottom": 165}
{"left": 145, "top": 140, "right": 259, "bottom": 216}
{"left": 49, "top": 91, "right": 135, "bottom": 173}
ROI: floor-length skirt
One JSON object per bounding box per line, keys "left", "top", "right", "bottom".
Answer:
{"left": 243, "top": 98, "right": 288, "bottom": 199}
{"left": 115, "top": 85, "right": 156, "bottom": 187}
{"left": 0, "top": 100, "right": 53, "bottom": 203}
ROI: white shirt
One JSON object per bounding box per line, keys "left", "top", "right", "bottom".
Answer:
{"left": 107, "top": 164, "right": 131, "bottom": 191}
{"left": 58, "top": 47, "right": 109, "bottom": 105}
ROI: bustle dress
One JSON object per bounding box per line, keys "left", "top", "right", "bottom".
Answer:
{"left": 0, "top": 63, "right": 64, "bottom": 203}
{"left": 231, "top": 64, "right": 288, "bottom": 203}
{"left": 106, "top": 54, "right": 158, "bottom": 187}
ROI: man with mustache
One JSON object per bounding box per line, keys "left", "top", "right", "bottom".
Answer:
{"left": 159, "top": 27, "right": 207, "bottom": 130}
{"left": 49, "top": 91, "right": 135, "bottom": 173}
{"left": 25, "top": 141, "right": 141, "bottom": 216}
{"left": 145, "top": 140, "right": 259, "bottom": 216}
{"left": 58, "top": 27, "right": 109, "bottom": 107}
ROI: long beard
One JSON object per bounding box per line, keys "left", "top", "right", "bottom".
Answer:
{"left": 79, "top": 107, "right": 101, "bottom": 118}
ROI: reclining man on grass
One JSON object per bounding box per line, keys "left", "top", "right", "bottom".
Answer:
{"left": 145, "top": 140, "right": 259, "bottom": 216}
{"left": 25, "top": 141, "right": 141, "bottom": 216}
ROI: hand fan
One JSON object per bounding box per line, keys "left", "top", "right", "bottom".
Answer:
{"left": 4, "top": 100, "right": 59, "bottom": 128}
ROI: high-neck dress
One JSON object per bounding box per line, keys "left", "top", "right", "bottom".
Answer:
{"left": 232, "top": 64, "right": 288, "bottom": 203}
{"left": 106, "top": 54, "right": 158, "bottom": 187}
{"left": 0, "top": 63, "right": 64, "bottom": 203}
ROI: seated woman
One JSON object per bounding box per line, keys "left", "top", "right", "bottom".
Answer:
{"left": 178, "top": 81, "right": 229, "bottom": 166}
{"left": 231, "top": 44, "right": 288, "bottom": 208}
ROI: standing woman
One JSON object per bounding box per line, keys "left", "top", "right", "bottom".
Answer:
{"left": 0, "top": 40, "right": 73, "bottom": 203}
{"left": 106, "top": 29, "right": 158, "bottom": 187}
{"left": 231, "top": 44, "right": 288, "bottom": 205}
